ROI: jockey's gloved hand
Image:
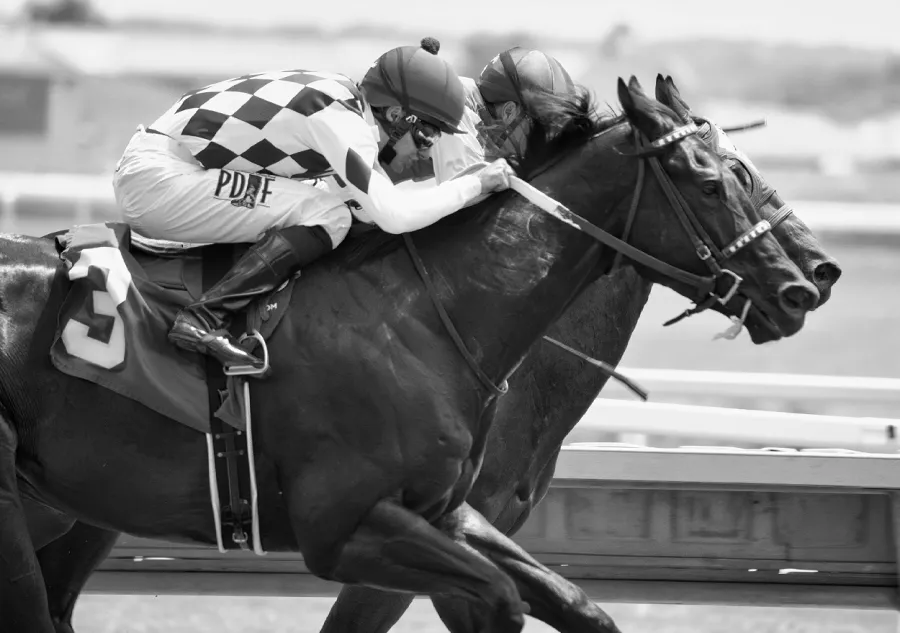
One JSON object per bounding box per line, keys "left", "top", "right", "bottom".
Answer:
{"left": 477, "top": 158, "right": 515, "bottom": 194}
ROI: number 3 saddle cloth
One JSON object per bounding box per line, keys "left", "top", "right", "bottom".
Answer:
{"left": 49, "top": 222, "right": 294, "bottom": 432}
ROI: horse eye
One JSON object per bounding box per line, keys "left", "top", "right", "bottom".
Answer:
{"left": 702, "top": 181, "right": 719, "bottom": 197}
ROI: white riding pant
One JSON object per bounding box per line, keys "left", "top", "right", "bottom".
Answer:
{"left": 112, "top": 127, "right": 352, "bottom": 247}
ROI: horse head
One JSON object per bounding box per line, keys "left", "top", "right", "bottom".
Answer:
{"left": 654, "top": 74, "right": 842, "bottom": 325}
{"left": 576, "top": 76, "right": 819, "bottom": 342}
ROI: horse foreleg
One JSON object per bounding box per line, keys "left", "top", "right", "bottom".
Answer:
{"left": 319, "top": 586, "right": 414, "bottom": 633}
{"left": 37, "top": 521, "right": 120, "bottom": 633}
{"left": 0, "top": 422, "right": 55, "bottom": 632}
{"left": 431, "top": 502, "right": 622, "bottom": 633}
{"left": 302, "top": 498, "right": 528, "bottom": 633}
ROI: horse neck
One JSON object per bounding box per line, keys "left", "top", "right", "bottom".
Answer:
{"left": 417, "top": 124, "right": 636, "bottom": 389}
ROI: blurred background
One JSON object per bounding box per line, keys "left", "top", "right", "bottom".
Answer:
{"left": 1, "top": 0, "right": 897, "bottom": 631}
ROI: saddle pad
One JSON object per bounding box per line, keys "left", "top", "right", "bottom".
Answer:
{"left": 49, "top": 222, "right": 294, "bottom": 433}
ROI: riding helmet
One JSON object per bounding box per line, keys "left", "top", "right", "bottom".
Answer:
{"left": 477, "top": 47, "right": 576, "bottom": 105}
{"left": 361, "top": 38, "right": 466, "bottom": 134}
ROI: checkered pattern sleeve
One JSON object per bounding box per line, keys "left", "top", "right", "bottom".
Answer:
{"left": 303, "top": 105, "right": 484, "bottom": 234}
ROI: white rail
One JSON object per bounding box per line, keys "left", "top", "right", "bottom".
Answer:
{"left": 577, "top": 399, "right": 899, "bottom": 452}
{"left": 554, "top": 443, "right": 900, "bottom": 487}
{"left": 604, "top": 367, "right": 900, "bottom": 406}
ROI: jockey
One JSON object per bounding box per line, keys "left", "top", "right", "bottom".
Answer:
{"left": 430, "top": 46, "right": 576, "bottom": 185}
{"left": 112, "top": 38, "right": 514, "bottom": 371}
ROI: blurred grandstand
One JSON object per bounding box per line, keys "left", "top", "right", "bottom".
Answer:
{"left": 1, "top": 7, "right": 899, "bottom": 197}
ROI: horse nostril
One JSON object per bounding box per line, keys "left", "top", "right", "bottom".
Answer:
{"left": 814, "top": 261, "right": 842, "bottom": 288}
{"left": 778, "top": 283, "right": 819, "bottom": 316}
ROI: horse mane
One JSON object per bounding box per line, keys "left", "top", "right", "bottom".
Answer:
{"left": 336, "top": 84, "right": 624, "bottom": 269}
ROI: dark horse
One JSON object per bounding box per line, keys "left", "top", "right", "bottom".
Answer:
{"left": 3, "top": 76, "right": 819, "bottom": 633}
{"left": 316, "top": 76, "right": 843, "bottom": 633}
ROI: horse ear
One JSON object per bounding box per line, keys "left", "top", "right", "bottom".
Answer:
{"left": 617, "top": 77, "right": 634, "bottom": 112}
{"left": 654, "top": 73, "right": 667, "bottom": 101}
{"left": 657, "top": 76, "right": 692, "bottom": 124}
{"left": 618, "top": 76, "right": 664, "bottom": 139}
{"left": 627, "top": 75, "right": 645, "bottom": 95}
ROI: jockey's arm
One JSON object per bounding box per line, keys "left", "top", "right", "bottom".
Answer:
{"left": 431, "top": 120, "right": 485, "bottom": 185}
{"left": 433, "top": 132, "right": 493, "bottom": 208}
{"left": 302, "top": 106, "right": 483, "bottom": 235}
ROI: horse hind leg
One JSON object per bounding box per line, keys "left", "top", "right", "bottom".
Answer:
{"left": 298, "top": 498, "right": 528, "bottom": 633}
{"left": 0, "top": 419, "right": 55, "bottom": 632}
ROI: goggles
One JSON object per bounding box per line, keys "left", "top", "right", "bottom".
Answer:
{"left": 379, "top": 114, "right": 441, "bottom": 164}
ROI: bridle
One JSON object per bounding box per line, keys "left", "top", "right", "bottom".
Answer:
{"left": 520, "top": 121, "right": 777, "bottom": 317}
{"left": 659, "top": 116, "right": 795, "bottom": 330}
{"left": 403, "top": 117, "right": 781, "bottom": 396}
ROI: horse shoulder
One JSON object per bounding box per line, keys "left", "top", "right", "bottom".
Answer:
{"left": 268, "top": 252, "right": 480, "bottom": 469}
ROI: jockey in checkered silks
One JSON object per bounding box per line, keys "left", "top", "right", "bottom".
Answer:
{"left": 112, "top": 37, "right": 515, "bottom": 371}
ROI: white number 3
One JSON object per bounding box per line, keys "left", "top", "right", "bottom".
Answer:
{"left": 60, "top": 247, "right": 134, "bottom": 369}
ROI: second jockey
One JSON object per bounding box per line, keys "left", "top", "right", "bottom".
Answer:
{"left": 112, "top": 38, "right": 514, "bottom": 371}
{"left": 431, "top": 46, "right": 577, "bottom": 185}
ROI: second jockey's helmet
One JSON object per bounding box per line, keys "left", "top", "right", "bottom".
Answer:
{"left": 477, "top": 47, "right": 575, "bottom": 105}
{"left": 361, "top": 38, "right": 466, "bottom": 134}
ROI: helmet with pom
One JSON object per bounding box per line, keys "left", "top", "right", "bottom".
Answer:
{"left": 361, "top": 37, "right": 466, "bottom": 134}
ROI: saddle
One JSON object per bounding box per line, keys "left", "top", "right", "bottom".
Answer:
{"left": 129, "top": 233, "right": 218, "bottom": 304}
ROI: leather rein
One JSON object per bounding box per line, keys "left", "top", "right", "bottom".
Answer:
{"left": 402, "top": 120, "right": 786, "bottom": 397}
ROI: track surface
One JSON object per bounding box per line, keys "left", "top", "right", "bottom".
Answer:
{"left": 73, "top": 596, "right": 899, "bottom": 632}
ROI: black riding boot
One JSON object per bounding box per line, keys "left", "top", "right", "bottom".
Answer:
{"left": 168, "top": 225, "right": 332, "bottom": 370}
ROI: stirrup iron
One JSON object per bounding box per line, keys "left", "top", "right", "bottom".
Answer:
{"left": 223, "top": 330, "right": 269, "bottom": 377}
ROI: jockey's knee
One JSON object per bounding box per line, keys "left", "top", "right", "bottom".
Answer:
{"left": 317, "top": 203, "right": 353, "bottom": 249}
{"left": 277, "top": 224, "right": 337, "bottom": 268}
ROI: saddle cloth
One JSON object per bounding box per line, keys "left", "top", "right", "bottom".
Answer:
{"left": 49, "top": 222, "right": 293, "bottom": 432}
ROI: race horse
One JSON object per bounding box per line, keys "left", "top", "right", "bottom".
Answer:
{"left": 2, "top": 76, "right": 820, "bottom": 633}
{"left": 317, "top": 75, "right": 843, "bottom": 633}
